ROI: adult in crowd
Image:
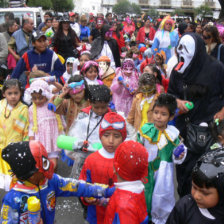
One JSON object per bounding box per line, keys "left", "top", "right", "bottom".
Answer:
{"left": 168, "top": 33, "right": 224, "bottom": 197}
{"left": 122, "top": 16, "right": 135, "bottom": 38}
{"left": 3, "top": 19, "right": 18, "bottom": 42}
{"left": 8, "top": 17, "right": 34, "bottom": 61}
{"left": 0, "top": 33, "right": 8, "bottom": 64}
{"left": 89, "top": 16, "right": 104, "bottom": 43}
{"left": 69, "top": 12, "right": 80, "bottom": 37}
{"left": 91, "top": 24, "right": 121, "bottom": 69}
{"left": 0, "top": 12, "right": 14, "bottom": 33}
{"left": 38, "top": 11, "right": 53, "bottom": 31}
{"left": 45, "top": 17, "right": 59, "bottom": 39}
{"left": 203, "top": 25, "right": 224, "bottom": 64}
{"left": 105, "top": 12, "right": 113, "bottom": 26}
{"left": 111, "top": 21, "right": 125, "bottom": 53}
{"left": 151, "top": 16, "right": 179, "bottom": 63}
{"left": 178, "top": 22, "right": 188, "bottom": 36}
{"left": 195, "top": 23, "right": 203, "bottom": 37}
{"left": 79, "top": 15, "right": 90, "bottom": 41}
{"left": 136, "top": 15, "right": 156, "bottom": 46}
{"left": 41, "top": 18, "right": 52, "bottom": 32}
{"left": 51, "top": 18, "right": 80, "bottom": 61}
{"left": 88, "top": 13, "right": 95, "bottom": 31}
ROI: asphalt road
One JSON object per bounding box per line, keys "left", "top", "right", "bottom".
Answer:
{"left": 0, "top": 157, "right": 86, "bottom": 224}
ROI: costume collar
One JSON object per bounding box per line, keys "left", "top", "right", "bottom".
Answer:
{"left": 12, "top": 178, "right": 48, "bottom": 193}
{"left": 99, "top": 147, "right": 114, "bottom": 159}
{"left": 115, "top": 180, "right": 144, "bottom": 193}
{"left": 140, "top": 123, "right": 179, "bottom": 145}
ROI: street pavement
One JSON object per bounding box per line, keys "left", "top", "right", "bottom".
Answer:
{"left": 0, "top": 157, "right": 85, "bottom": 224}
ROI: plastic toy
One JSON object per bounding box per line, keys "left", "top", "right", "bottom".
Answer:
{"left": 118, "top": 76, "right": 135, "bottom": 95}
{"left": 173, "top": 144, "right": 185, "bottom": 158}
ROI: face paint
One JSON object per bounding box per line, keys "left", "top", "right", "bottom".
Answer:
{"left": 175, "top": 35, "right": 195, "bottom": 73}
{"left": 123, "top": 66, "right": 133, "bottom": 75}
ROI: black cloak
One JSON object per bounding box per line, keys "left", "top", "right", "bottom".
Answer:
{"left": 90, "top": 25, "right": 121, "bottom": 68}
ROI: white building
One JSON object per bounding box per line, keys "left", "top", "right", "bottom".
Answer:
{"left": 74, "top": 0, "right": 221, "bottom": 18}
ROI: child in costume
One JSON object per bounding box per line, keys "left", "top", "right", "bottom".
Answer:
{"left": 51, "top": 75, "right": 90, "bottom": 135}
{"left": 104, "top": 140, "right": 149, "bottom": 224}
{"left": 111, "top": 59, "right": 139, "bottom": 117}
{"left": 167, "top": 148, "right": 224, "bottom": 223}
{"left": 79, "top": 51, "right": 91, "bottom": 70}
{"left": 127, "top": 73, "right": 159, "bottom": 131}
{"left": 96, "top": 56, "right": 115, "bottom": 88}
{"left": 151, "top": 16, "right": 179, "bottom": 63}
{"left": 81, "top": 61, "right": 103, "bottom": 86}
{"left": 0, "top": 79, "right": 29, "bottom": 191}
{"left": 138, "top": 93, "right": 187, "bottom": 224}
{"left": 0, "top": 141, "right": 114, "bottom": 224}
{"left": 79, "top": 112, "right": 127, "bottom": 224}
{"left": 143, "top": 64, "right": 167, "bottom": 93}
{"left": 68, "top": 84, "right": 112, "bottom": 177}
{"left": 28, "top": 79, "right": 65, "bottom": 168}
{"left": 62, "top": 57, "right": 79, "bottom": 83}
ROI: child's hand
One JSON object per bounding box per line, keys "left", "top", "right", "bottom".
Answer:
{"left": 32, "top": 65, "right": 38, "bottom": 72}
{"left": 62, "top": 84, "right": 70, "bottom": 94}
{"left": 84, "top": 197, "right": 98, "bottom": 205}
{"left": 178, "top": 152, "right": 185, "bottom": 160}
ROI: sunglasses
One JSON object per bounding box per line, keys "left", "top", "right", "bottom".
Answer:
{"left": 203, "top": 35, "right": 211, "bottom": 40}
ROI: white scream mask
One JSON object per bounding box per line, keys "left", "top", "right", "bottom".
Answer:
{"left": 176, "top": 35, "right": 195, "bottom": 74}
{"left": 98, "top": 61, "right": 109, "bottom": 73}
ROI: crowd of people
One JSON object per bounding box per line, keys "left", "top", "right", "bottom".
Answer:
{"left": 1, "top": 9, "right": 224, "bottom": 224}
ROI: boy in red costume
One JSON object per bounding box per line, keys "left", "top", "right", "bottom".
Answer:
{"left": 79, "top": 112, "right": 127, "bottom": 224}
{"left": 104, "top": 140, "right": 149, "bottom": 224}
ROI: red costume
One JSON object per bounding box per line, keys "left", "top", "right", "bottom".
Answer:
{"left": 79, "top": 112, "right": 127, "bottom": 224}
{"left": 104, "top": 141, "right": 149, "bottom": 224}
{"left": 104, "top": 189, "right": 148, "bottom": 224}
{"left": 136, "top": 27, "right": 156, "bottom": 44}
{"left": 112, "top": 32, "right": 125, "bottom": 54}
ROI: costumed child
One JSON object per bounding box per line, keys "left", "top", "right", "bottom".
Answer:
{"left": 104, "top": 140, "right": 149, "bottom": 224}
{"left": 210, "top": 119, "right": 224, "bottom": 150}
{"left": 127, "top": 73, "right": 159, "bottom": 131}
{"left": 0, "top": 141, "right": 114, "bottom": 224}
{"left": 0, "top": 79, "right": 29, "bottom": 191}
{"left": 96, "top": 56, "right": 115, "bottom": 88}
{"left": 167, "top": 148, "right": 224, "bottom": 223}
{"left": 51, "top": 75, "right": 89, "bottom": 135}
{"left": 62, "top": 57, "right": 80, "bottom": 83}
{"left": 111, "top": 58, "right": 139, "bottom": 117}
{"left": 143, "top": 64, "right": 167, "bottom": 93}
{"left": 81, "top": 61, "right": 103, "bottom": 86}
{"left": 151, "top": 16, "right": 179, "bottom": 63}
{"left": 79, "top": 51, "right": 91, "bottom": 69}
{"left": 28, "top": 79, "right": 65, "bottom": 169}
{"left": 68, "top": 84, "right": 112, "bottom": 177}
{"left": 154, "top": 51, "right": 167, "bottom": 77}
{"left": 79, "top": 112, "right": 127, "bottom": 224}
{"left": 138, "top": 93, "right": 187, "bottom": 224}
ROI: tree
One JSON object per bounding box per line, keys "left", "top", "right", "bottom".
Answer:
{"left": 28, "top": 0, "right": 52, "bottom": 10}
{"left": 131, "top": 3, "right": 141, "bottom": 15}
{"left": 147, "top": 8, "right": 159, "bottom": 18}
{"left": 171, "top": 8, "right": 185, "bottom": 17}
{"left": 194, "top": 4, "right": 213, "bottom": 19}
{"left": 218, "top": 0, "right": 224, "bottom": 19}
{"left": 52, "top": 0, "right": 74, "bottom": 12}
{"left": 112, "top": 0, "right": 135, "bottom": 15}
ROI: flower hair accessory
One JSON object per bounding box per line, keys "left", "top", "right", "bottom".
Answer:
{"left": 81, "top": 60, "right": 99, "bottom": 74}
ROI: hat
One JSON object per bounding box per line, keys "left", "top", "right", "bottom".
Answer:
{"left": 2, "top": 141, "right": 54, "bottom": 180}
{"left": 99, "top": 112, "right": 127, "bottom": 140}
{"left": 32, "top": 31, "right": 46, "bottom": 42}
{"left": 69, "top": 12, "right": 76, "bottom": 17}
{"left": 2, "top": 142, "right": 38, "bottom": 180}
{"left": 114, "top": 141, "right": 148, "bottom": 181}
{"left": 96, "top": 56, "right": 111, "bottom": 63}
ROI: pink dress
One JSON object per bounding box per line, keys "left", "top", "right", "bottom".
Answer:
{"left": 29, "top": 102, "right": 64, "bottom": 154}
{"left": 111, "top": 68, "right": 139, "bottom": 117}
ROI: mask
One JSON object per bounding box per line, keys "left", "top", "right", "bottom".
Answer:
{"left": 99, "top": 61, "right": 109, "bottom": 73}
{"left": 29, "top": 141, "right": 54, "bottom": 180}
{"left": 123, "top": 66, "right": 133, "bottom": 75}
{"left": 68, "top": 80, "right": 85, "bottom": 95}
{"left": 175, "top": 35, "right": 195, "bottom": 74}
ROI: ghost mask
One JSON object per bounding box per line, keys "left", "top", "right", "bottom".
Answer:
{"left": 175, "top": 35, "right": 196, "bottom": 74}
{"left": 99, "top": 61, "right": 109, "bottom": 74}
